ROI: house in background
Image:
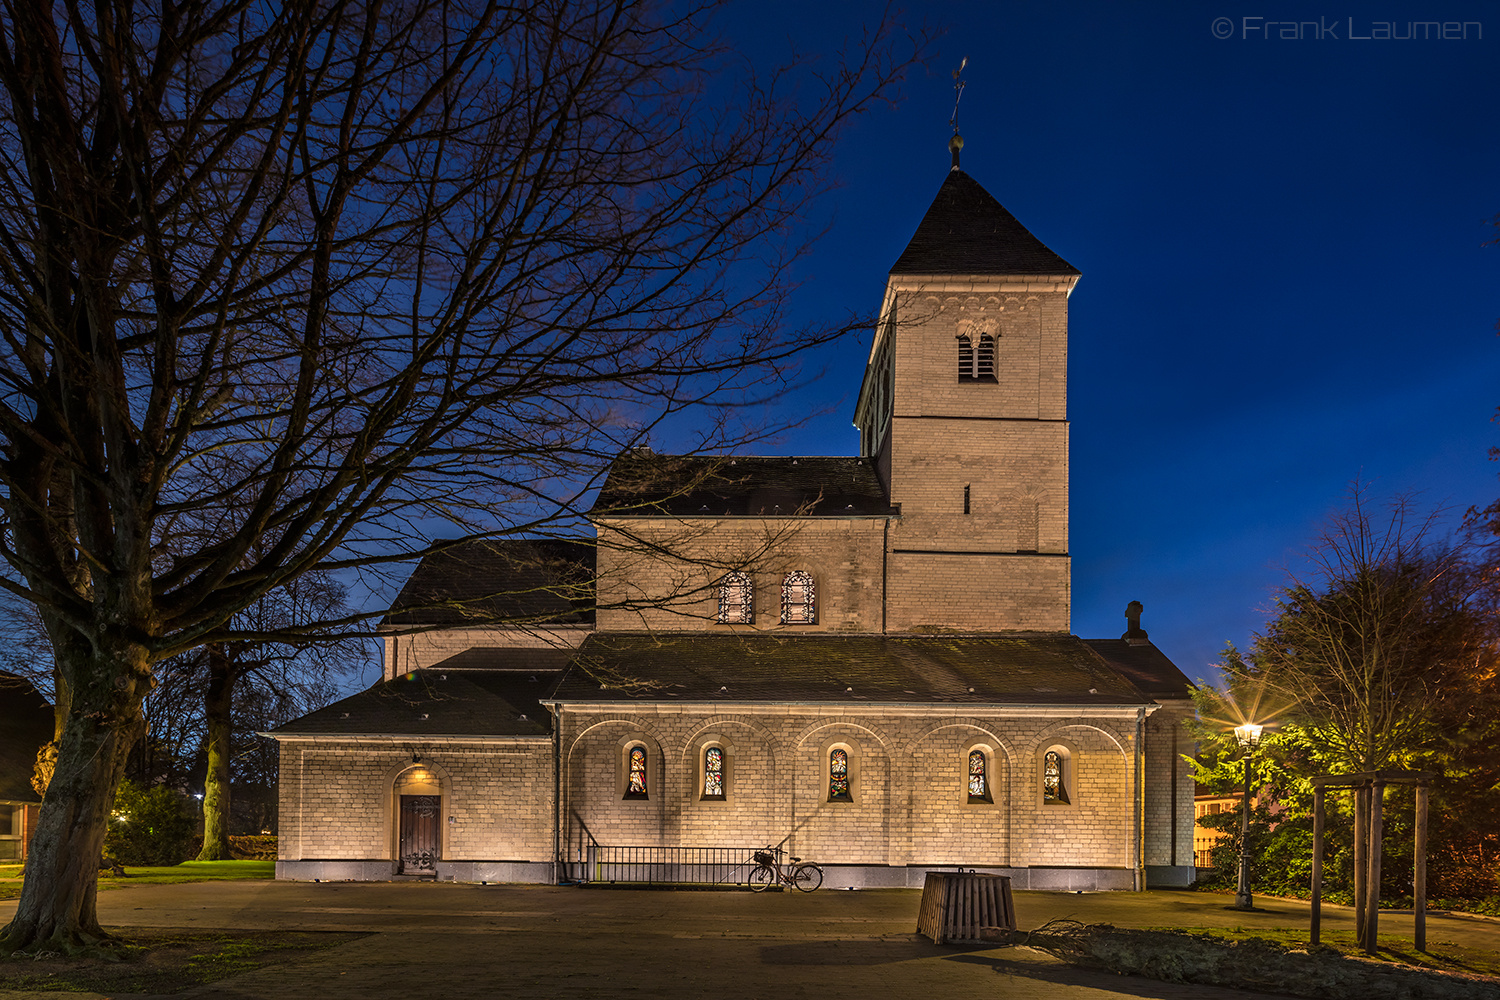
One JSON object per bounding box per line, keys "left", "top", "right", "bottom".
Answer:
{"left": 0, "top": 671, "right": 53, "bottom": 862}
{"left": 1194, "top": 787, "right": 1243, "bottom": 868}
{"left": 270, "top": 138, "right": 1198, "bottom": 890}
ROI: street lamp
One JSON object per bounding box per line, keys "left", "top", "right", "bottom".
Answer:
{"left": 1232, "top": 722, "right": 1263, "bottom": 911}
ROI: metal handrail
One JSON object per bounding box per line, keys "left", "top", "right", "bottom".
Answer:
{"left": 587, "top": 843, "right": 762, "bottom": 886}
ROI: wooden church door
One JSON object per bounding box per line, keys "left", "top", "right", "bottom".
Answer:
{"left": 398, "top": 795, "right": 440, "bottom": 874}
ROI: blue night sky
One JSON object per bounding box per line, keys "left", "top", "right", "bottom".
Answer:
{"left": 723, "top": 1, "right": 1500, "bottom": 683}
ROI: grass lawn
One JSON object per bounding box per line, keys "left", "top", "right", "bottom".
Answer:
{"left": 0, "top": 930, "right": 365, "bottom": 994}
{"left": 1151, "top": 923, "right": 1500, "bottom": 979}
{"left": 0, "top": 859, "right": 274, "bottom": 900}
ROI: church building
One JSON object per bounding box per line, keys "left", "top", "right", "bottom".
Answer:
{"left": 270, "top": 140, "right": 1197, "bottom": 890}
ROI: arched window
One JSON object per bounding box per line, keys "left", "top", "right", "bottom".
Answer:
{"left": 703, "top": 746, "right": 725, "bottom": 800}
{"left": 828, "top": 748, "right": 852, "bottom": 802}
{"left": 1043, "top": 749, "right": 1069, "bottom": 804}
{"left": 968, "top": 749, "right": 991, "bottom": 803}
{"left": 976, "top": 334, "right": 995, "bottom": 379}
{"left": 781, "top": 571, "right": 815, "bottom": 624}
{"left": 717, "top": 572, "right": 753, "bottom": 624}
{"left": 958, "top": 333, "right": 996, "bottom": 380}
{"left": 625, "top": 745, "right": 648, "bottom": 799}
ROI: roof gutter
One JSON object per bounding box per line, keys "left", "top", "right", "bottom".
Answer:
{"left": 537, "top": 700, "right": 1159, "bottom": 718}
{"left": 260, "top": 732, "right": 549, "bottom": 745}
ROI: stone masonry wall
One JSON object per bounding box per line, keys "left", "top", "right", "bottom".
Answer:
{"left": 873, "top": 280, "right": 1073, "bottom": 633}
{"left": 593, "top": 518, "right": 887, "bottom": 632}
{"left": 1143, "top": 701, "right": 1196, "bottom": 868}
{"left": 278, "top": 739, "right": 553, "bottom": 863}
{"left": 560, "top": 706, "right": 1138, "bottom": 872}
{"left": 883, "top": 550, "right": 1070, "bottom": 633}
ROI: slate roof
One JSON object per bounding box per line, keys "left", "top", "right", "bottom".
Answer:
{"left": 1083, "top": 639, "right": 1196, "bottom": 700}
{"left": 590, "top": 455, "right": 891, "bottom": 517}
{"left": 271, "top": 669, "right": 555, "bottom": 738}
{"left": 890, "top": 169, "right": 1079, "bottom": 277}
{"left": 384, "top": 539, "right": 594, "bottom": 627}
{"left": 0, "top": 671, "right": 53, "bottom": 803}
{"left": 549, "top": 633, "right": 1155, "bottom": 706}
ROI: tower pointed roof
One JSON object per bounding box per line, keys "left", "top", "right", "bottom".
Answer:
{"left": 890, "top": 168, "right": 1078, "bottom": 276}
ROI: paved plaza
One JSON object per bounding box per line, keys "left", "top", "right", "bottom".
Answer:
{"left": 2, "top": 881, "right": 1496, "bottom": 999}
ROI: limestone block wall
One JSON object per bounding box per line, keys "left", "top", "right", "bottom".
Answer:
{"left": 884, "top": 283, "right": 1071, "bottom": 424}
{"left": 905, "top": 723, "right": 1011, "bottom": 866}
{"left": 593, "top": 518, "right": 887, "bottom": 632}
{"left": 559, "top": 706, "right": 1140, "bottom": 872}
{"left": 1143, "top": 701, "right": 1196, "bottom": 868}
{"left": 883, "top": 550, "right": 1070, "bottom": 633}
{"left": 886, "top": 419, "right": 1069, "bottom": 555}
{"left": 278, "top": 739, "right": 553, "bottom": 863}
{"left": 1012, "top": 721, "right": 1135, "bottom": 869}
{"left": 787, "top": 720, "right": 892, "bottom": 865}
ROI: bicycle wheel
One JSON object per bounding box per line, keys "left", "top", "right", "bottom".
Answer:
{"left": 749, "top": 864, "right": 776, "bottom": 891}
{"left": 791, "top": 863, "right": 823, "bottom": 892}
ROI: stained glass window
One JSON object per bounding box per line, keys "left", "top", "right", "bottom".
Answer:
{"left": 1043, "top": 750, "right": 1068, "bottom": 804}
{"left": 626, "top": 746, "right": 648, "bottom": 799}
{"left": 968, "top": 749, "right": 990, "bottom": 803}
{"left": 718, "top": 572, "right": 752, "bottom": 624}
{"left": 781, "top": 571, "right": 815, "bottom": 624}
{"left": 829, "top": 748, "right": 851, "bottom": 802}
{"left": 703, "top": 747, "right": 724, "bottom": 799}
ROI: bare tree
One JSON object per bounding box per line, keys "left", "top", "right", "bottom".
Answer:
{"left": 1255, "top": 489, "right": 1493, "bottom": 772}
{"left": 0, "top": 0, "right": 919, "bottom": 952}
{"left": 197, "top": 571, "right": 357, "bottom": 861}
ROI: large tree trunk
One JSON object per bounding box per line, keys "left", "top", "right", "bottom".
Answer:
{"left": 196, "top": 645, "right": 237, "bottom": 862}
{"left": 0, "top": 641, "right": 150, "bottom": 955}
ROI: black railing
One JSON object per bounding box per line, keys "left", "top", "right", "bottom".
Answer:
{"left": 583, "top": 844, "right": 760, "bottom": 886}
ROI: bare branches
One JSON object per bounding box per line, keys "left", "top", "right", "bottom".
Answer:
{"left": 1254, "top": 486, "right": 1496, "bottom": 771}
{"left": 0, "top": 0, "right": 922, "bottom": 651}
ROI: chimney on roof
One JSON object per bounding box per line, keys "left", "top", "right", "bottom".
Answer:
{"left": 1123, "top": 600, "right": 1149, "bottom": 646}
{"left": 949, "top": 133, "right": 964, "bottom": 171}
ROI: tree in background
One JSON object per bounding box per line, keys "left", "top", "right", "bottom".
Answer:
{"left": 1255, "top": 490, "right": 1494, "bottom": 774}
{"left": 196, "top": 571, "right": 357, "bottom": 860}
{"left": 1193, "top": 490, "right": 1500, "bottom": 903}
{"left": 2, "top": 582, "right": 354, "bottom": 852}
{"left": 0, "top": 0, "right": 921, "bottom": 953}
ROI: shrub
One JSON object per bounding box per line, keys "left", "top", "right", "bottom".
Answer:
{"left": 104, "top": 779, "right": 197, "bottom": 867}
{"left": 228, "top": 835, "right": 278, "bottom": 860}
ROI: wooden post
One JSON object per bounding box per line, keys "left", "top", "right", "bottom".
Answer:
{"left": 1311, "top": 783, "right": 1324, "bottom": 946}
{"left": 1353, "top": 784, "right": 1367, "bottom": 950}
{"left": 1365, "top": 779, "right": 1384, "bottom": 955}
{"left": 1415, "top": 782, "right": 1428, "bottom": 953}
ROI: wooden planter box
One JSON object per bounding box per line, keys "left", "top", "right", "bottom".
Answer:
{"left": 916, "top": 871, "right": 1016, "bottom": 945}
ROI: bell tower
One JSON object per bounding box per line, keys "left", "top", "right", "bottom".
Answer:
{"left": 853, "top": 138, "right": 1078, "bottom": 633}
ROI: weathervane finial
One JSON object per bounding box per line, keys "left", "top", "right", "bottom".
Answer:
{"left": 949, "top": 57, "right": 968, "bottom": 170}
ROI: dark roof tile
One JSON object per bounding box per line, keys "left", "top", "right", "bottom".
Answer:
{"left": 271, "top": 669, "right": 555, "bottom": 738}
{"left": 890, "top": 170, "right": 1078, "bottom": 277}
{"left": 384, "top": 540, "right": 594, "bottom": 627}
{"left": 1082, "top": 639, "right": 1194, "bottom": 699}
{"left": 551, "top": 633, "right": 1151, "bottom": 705}
{"left": 591, "top": 455, "right": 890, "bottom": 517}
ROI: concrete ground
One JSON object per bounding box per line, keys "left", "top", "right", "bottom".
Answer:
{"left": 2, "top": 881, "right": 1496, "bottom": 1000}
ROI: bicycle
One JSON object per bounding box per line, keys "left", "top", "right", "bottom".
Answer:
{"left": 748, "top": 846, "right": 823, "bottom": 892}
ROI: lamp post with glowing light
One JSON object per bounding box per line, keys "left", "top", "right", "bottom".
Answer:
{"left": 1232, "top": 722, "right": 1263, "bottom": 911}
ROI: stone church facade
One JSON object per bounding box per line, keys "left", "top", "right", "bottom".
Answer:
{"left": 271, "top": 151, "right": 1197, "bottom": 890}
